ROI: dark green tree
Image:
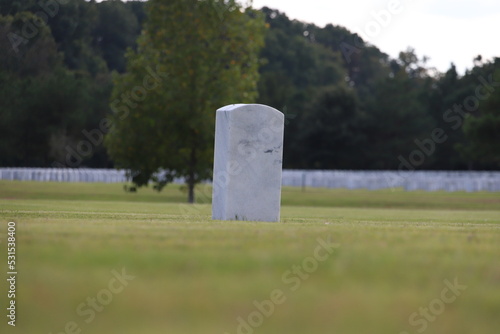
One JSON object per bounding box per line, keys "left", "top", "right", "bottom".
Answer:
{"left": 361, "top": 49, "right": 435, "bottom": 169}
{"left": 105, "top": 0, "right": 266, "bottom": 203}
{"left": 92, "top": 0, "right": 140, "bottom": 73}
{"left": 0, "top": 12, "right": 66, "bottom": 166}
{"left": 460, "top": 59, "right": 500, "bottom": 167}
{"left": 0, "top": 10, "right": 112, "bottom": 167}
{"left": 299, "top": 85, "right": 364, "bottom": 169}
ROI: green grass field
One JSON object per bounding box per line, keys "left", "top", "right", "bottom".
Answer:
{"left": 0, "top": 180, "right": 499, "bottom": 334}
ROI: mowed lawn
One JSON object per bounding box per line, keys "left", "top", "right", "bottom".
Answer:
{"left": 0, "top": 181, "right": 499, "bottom": 334}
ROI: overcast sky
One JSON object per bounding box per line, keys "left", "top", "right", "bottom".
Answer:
{"left": 251, "top": 0, "right": 500, "bottom": 74}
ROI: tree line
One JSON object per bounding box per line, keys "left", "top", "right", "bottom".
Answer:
{"left": 1, "top": 0, "right": 498, "bottom": 172}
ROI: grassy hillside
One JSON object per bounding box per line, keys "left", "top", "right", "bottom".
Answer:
{"left": 1, "top": 180, "right": 499, "bottom": 210}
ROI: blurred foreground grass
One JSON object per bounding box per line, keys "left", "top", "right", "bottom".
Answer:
{"left": 0, "top": 181, "right": 499, "bottom": 334}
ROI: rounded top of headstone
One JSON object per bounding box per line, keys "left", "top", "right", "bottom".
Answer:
{"left": 217, "top": 104, "right": 283, "bottom": 117}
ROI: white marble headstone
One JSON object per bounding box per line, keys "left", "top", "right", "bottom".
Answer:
{"left": 212, "top": 104, "right": 284, "bottom": 222}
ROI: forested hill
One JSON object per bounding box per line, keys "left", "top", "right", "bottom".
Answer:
{"left": 1, "top": 0, "right": 498, "bottom": 170}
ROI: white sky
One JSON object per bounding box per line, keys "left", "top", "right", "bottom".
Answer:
{"left": 251, "top": 0, "right": 500, "bottom": 74}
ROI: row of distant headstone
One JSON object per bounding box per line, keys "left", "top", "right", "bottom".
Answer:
{"left": 282, "top": 170, "right": 500, "bottom": 192}
{"left": 1, "top": 168, "right": 499, "bottom": 192}
{"left": 0, "top": 168, "right": 130, "bottom": 184}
